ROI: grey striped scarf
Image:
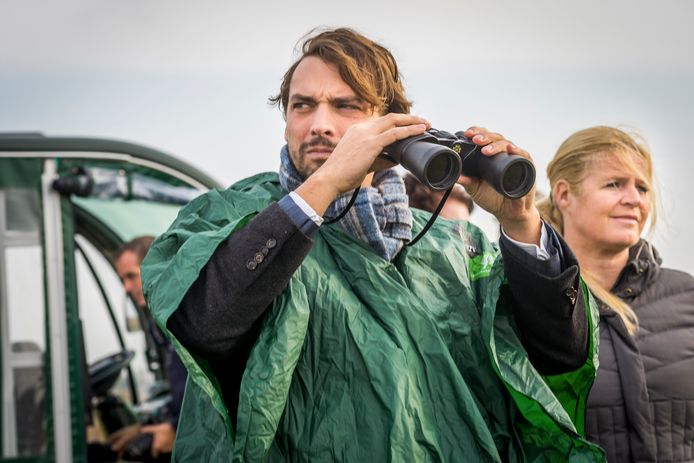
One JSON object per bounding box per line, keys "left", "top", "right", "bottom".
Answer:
{"left": 278, "top": 145, "right": 412, "bottom": 261}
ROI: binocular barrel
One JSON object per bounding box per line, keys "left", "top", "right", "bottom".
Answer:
{"left": 382, "top": 130, "right": 535, "bottom": 199}
{"left": 453, "top": 132, "right": 536, "bottom": 199}
{"left": 383, "top": 133, "right": 462, "bottom": 191}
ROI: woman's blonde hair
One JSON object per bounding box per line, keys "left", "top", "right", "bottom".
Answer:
{"left": 537, "top": 126, "right": 657, "bottom": 334}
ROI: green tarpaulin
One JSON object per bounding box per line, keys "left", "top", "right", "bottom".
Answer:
{"left": 143, "top": 172, "right": 605, "bottom": 462}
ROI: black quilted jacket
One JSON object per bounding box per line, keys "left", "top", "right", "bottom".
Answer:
{"left": 585, "top": 241, "right": 694, "bottom": 462}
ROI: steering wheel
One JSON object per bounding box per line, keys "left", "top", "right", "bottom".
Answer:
{"left": 89, "top": 350, "right": 135, "bottom": 397}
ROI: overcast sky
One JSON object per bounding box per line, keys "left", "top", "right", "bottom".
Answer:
{"left": 2, "top": 0, "right": 693, "bottom": 274}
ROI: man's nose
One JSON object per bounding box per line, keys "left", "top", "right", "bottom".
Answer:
{"left": 123, "top": 280, "right": 134, "bottom": 296}
{"left": 310, "top": 104, "right": 335, "bottom": 138}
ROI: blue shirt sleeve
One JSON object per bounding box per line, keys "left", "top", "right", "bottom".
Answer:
{"left": 278, "top": 195, "right": 320, "bottom": 236}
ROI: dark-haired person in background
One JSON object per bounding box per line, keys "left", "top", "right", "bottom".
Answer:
{"left": 110, "top": 236, "right": 187, "bottom": 461}
{"left": 142, "top": 28, "right": 604, "bottom": 461}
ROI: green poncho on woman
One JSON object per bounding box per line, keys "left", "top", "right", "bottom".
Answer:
{"left": 142, "top": 173, "right": 604, "bottom": 462}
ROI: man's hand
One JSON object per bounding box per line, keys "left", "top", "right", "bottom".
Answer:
{"left": 458, "top": 126, "right": 542, "bottom": 245}
{"left": 108, "top": 423, "right": 142, "bottom": 454}
{"left": 141, "top": 422, "right": 176, "bottom": 458}
{"left": 296, "top": 113, "right": 430, "bottom": 216}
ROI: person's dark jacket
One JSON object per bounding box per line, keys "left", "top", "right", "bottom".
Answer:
{"left": 147, "top": 319, "right": 186, "bottom": 428}
{"left": 585, "top": 241, "right": 694, "bottom": 462}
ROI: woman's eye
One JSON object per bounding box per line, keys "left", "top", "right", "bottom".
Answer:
{"left": 606, "top": 181, "right": 620, "bottom": 188}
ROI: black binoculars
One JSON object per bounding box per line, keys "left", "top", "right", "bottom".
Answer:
{"left": 380, "top": 128, "right": 536, "bottom": 199}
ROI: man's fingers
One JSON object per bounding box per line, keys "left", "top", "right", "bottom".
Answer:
{"left": 464, "top": 127, "right": 518, "bottom": 154}
{"left": 505, "top": 143, "right": 532, "bottom": 160}
{"left": 370, "top": 157, "right": 397, "bottom": 173}
{"left": 480, "top": 140, "right": 515, "bottom": 156}
{"left": 108, "top": 424, "right": 140, "bottom": 451}
{"left": 368, "top": 123, "right": 427, "bottom": 173}
{"left": 109, "top": 435, "right": 128, "bottom": 452}
{"left": 141, "top": 425, "right": 161, "bottom": 458}
{"left": 365, "top": 113, "right": 430, "bottom": 139}
{"left": 463, "top": 126, "right": 488, "bottom": 137}
{"left": 381, "top": 123, "right": 428, "bottom": 146}
{"left": 483, "top": 142, "right": 532, "bottom": 163}
{"left": 378, "top": 112, "right": 430, "bottom": 129}
{"left": 457, "top": 175, "right": 482, "bottom": 197}
{"left": 340, "top": 113, "right": 429, "bottom": 156}
{"left": 141, "top": 423, "right": 176, "bottom": 458}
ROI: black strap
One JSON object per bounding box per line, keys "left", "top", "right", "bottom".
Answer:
{"left": 324, "top": 187, "right": 361, "bottom": 224}
{"left": 325, "top": 184, "right": 451, "bottom": 247}
{"left": 406, "top": 186, "right": 453, "bottom": 247}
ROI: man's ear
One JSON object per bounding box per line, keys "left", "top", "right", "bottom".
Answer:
{"left": 553, "top": 180, "right": 571, "bottom": 210}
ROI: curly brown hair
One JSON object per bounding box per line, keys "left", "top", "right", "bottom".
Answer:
{"left": 115, "top": 235, "right": 155, "bottom": 264}
{"left": 269, "top": 27, "right": 412, "bottom": 117}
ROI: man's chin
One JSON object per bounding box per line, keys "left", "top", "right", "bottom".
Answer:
{"left": 299, "top": 161, "right": 325, "bottom": 179}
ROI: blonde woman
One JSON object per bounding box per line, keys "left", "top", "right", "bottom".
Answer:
{"left": 538, "top": 126, "right": 694, "bottom": 462}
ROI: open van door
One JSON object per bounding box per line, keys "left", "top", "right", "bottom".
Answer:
{"left": 0, "top": 134, "right": 220, "bottom": 462}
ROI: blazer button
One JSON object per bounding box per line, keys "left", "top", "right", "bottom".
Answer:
{"left": 254, "top": 252, "right": 264, "bottom": 264}
{"left": 246, "top": 260, "right": 258, "bottom": 271}
{"left": 625, "top": 287, "right": 633, "bottom": 295}
{"left": 261, "top": 246, "right": 269, "bottom": 256}
{"left": 267, "top": 238, "right": 277, "bottom": 249}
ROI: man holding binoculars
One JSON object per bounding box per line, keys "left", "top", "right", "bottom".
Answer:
{"left": 142, "top": 27, "right": 604, "bottom": 462}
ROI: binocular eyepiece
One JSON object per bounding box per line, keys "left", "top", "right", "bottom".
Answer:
{"left": 381, "top": 128, "right": 536, "bottom": 199}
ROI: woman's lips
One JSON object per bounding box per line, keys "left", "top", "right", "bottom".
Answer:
{"left": 612, "top": 215, "right": 639, "bottom": 225}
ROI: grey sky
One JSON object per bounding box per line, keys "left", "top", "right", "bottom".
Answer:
{"left": 2, "top": 0, "right": 693, "bottom": 273}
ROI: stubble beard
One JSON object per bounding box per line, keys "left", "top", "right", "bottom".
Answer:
{"left": 290, "top": 135, "right": 336, "bottom": 179}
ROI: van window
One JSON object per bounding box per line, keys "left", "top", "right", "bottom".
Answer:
{"left": 1, "top": 189, "right": 47, "bottom": 458}
{"left": 75, "top": 235, "right": 156, "bottom": 404}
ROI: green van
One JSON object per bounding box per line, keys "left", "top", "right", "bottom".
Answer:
{"left": 0, "top": 134, "right": 220, "bottom": 462}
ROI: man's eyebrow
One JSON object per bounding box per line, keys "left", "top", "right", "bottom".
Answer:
{"left": 288, "top": 94, "right": 365, "bottom": 106}
{"left": 288, "top": 94, "right": 316, "bottom": 103}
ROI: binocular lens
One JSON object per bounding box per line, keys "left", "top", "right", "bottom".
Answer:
{"left": 385, "top": 128, "right": 535, "bottom": 196}
{"left": 501, "top": 161, "right": 533, "bottom": 198}
{"left": 426, "top": 154, "right": 454, "bottom": 187}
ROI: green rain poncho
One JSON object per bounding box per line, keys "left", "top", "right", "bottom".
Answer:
{"left": 142, "top": 173, "right": 605, "bottom": 462}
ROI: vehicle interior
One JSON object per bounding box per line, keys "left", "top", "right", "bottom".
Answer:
{"left": 0, "top": 134, "right": 220, "bottom": 463}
